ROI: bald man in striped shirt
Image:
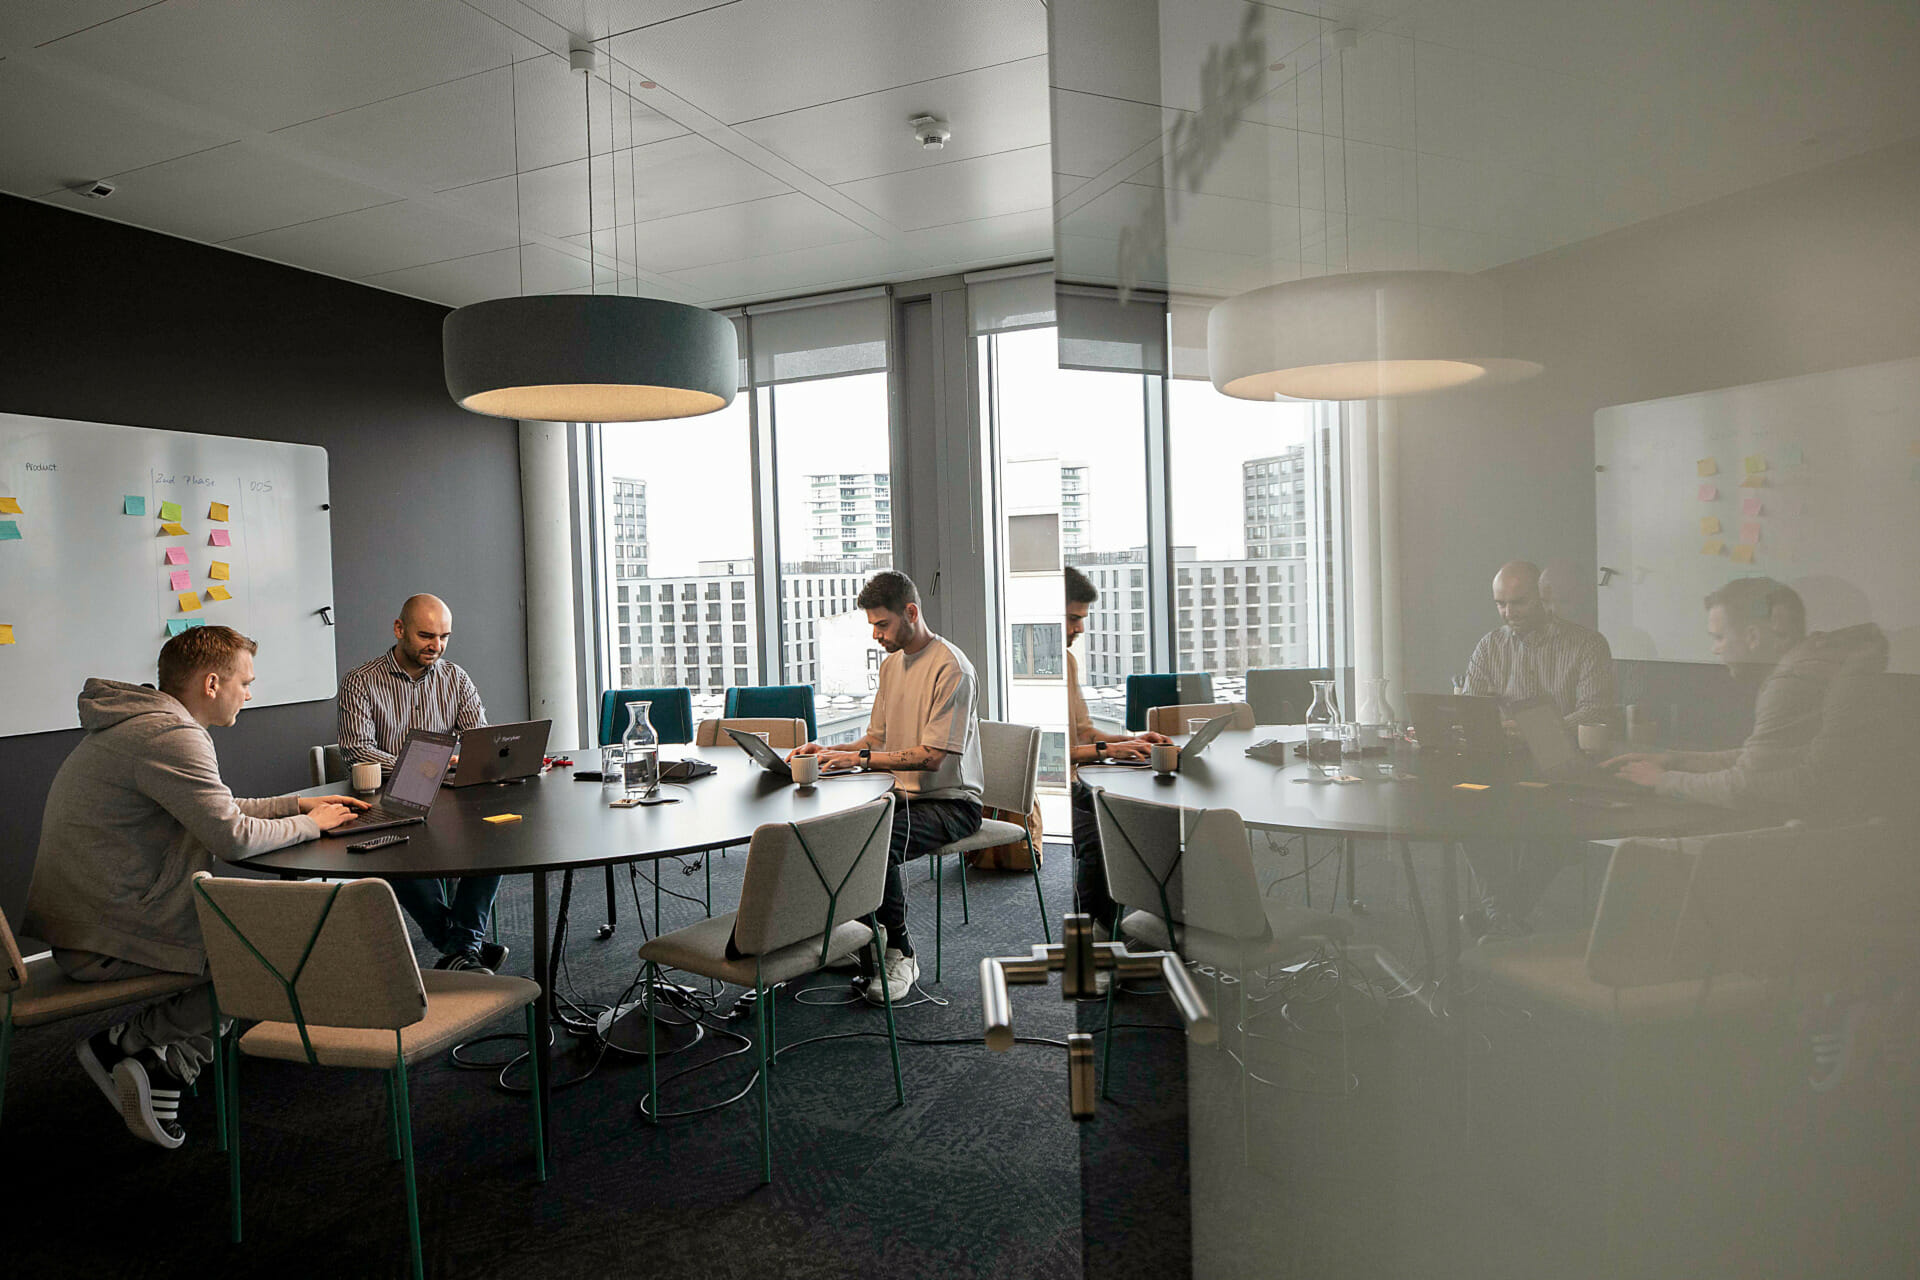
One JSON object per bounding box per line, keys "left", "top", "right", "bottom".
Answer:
{"left": 337, "top": 594, "right": 502, "bottom": 972}
{"left": 1464, "top": 560, "right": 1615, "bottom": 727}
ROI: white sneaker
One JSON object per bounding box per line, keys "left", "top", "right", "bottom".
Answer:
{"left": 860, "top": 947, "right": 919, "bottom": 1006}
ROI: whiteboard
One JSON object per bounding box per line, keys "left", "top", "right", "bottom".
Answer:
{"left": 0, "top": 413, "right": 336, "bottom": 736}
{"left": 1595, "top": 357, "right": 1920, "bottom": 675}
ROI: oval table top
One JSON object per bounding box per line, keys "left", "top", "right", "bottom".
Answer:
{"left": 243, "top": 744, "right": 896, "bottom": 879}
{"left": 1083, "top": 727, "right": 1744, "bottom": 843}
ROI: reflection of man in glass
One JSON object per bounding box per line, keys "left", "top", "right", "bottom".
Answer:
{"left": 1064, "top": 566, "right": 1171, "bottom": 940}
{"left": 1464, "top": 560, "right": 1615, "bottom": 727}
{"left": 1607, "top": 577, "right": 1889, "bottom": 814}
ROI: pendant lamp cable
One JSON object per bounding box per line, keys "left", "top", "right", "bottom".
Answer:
{"left": 627, "top": 71, "right": 641, "bottom": 298}
{"left": 584, "top": 64, "right": 599, "bottom": 295}
{"left": 511, "top": 61, "right": 525, "bottom": 297}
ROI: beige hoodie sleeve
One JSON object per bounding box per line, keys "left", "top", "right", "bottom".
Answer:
{"left": 136, "top": 721, "right": 321, "bottom": 858}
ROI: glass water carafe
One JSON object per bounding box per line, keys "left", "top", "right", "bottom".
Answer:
{"left": 1304, "top": 679, "right": 1340, "bottom": 761}
{"left": 1357, "top": 676, "right": 1396, "bottom": 748}
{"left": 621, "top": 701, "right": 659, "bottom": 796}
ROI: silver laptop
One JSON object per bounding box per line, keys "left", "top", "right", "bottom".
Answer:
{"left": 1179, "top": 712, "right": 1238, "bottom": 760}
{"left": 726, "top": 727, "right": 861, "bottom": 780}
{"left": 445, "top": 719, "right": 552, "bottom": 787}
{"left": 1511, "top": 704, "right": 1640, "bottom": 792}
{"left": 327, "top": 730, "right": 457, "bottom": 835}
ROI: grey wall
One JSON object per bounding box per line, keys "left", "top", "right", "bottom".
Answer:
{"left": 1393, "top": 139, "right": 1920, "bottom": 696}
{"left": 0, "top": 196, "right": 527, "bottom": 924}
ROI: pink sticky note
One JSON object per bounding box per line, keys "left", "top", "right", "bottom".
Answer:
{"left": 1740, "top": 521, "right": 1761, "bottom": 544}
{"left": 169, "top": 569, "right": 191, "bottom": 590}
{"left": 209, "top": 529, "right": 231, "bottom": 547}
{"left": 1697, "top": 483, "right": 1718, "bottom": 501}
{"left": 164, "top": 547, "right": 188, "bottom": 565}
{"left": 1741, "top": 496, "right": 1762, "bottom": 516}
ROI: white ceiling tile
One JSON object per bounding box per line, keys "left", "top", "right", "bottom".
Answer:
{"left": 1150, "top": 1, "right": 1324, "bottom": 115}
{"left": 36, "top": 141, "right": 398, "bottom": 243}
{"left": 275, "top": 66, "right": 517, "bottom": 195}
{"left": 513, "top": 0, "right": 721, "bottom": 41}
{"left": 1062, "top": 182, "right": 1299, "bottom": 261}
{"left": 1417, "top": 223, "right": 1498, "bottom": 273}
{"left": 0, "top": 59, "right": 236, "bottom": 198}
{"left": 1051, "top": 89, "right": 1164, "bottom": 180}
{"left": 835, "top": 145, "right": 1049, "bottom": 231}
{"left": 223, "top": 200, "right": 518, "bottom": 280}
{"left": 508, "top": 55, "right": 690, "bottom": 174}
{"left": 664, "top": 238, "right": 921, "bottom": 305}
{"left": 363, "top": 246, "right": 525, "bottom": 307}
{"left": 0, "top": 1, "right": 157, "bottom": 51}
{"left": 1341, "top": 140, "right": 1416, "bottom": 220}
{"left": 51, "top": 0, "right": 542, "bottom": 132}
{"left": 1127, "top": 117, "right": 1301, "bottom": 208}
{"left": 897, "top": 207, "right": 1052, "bottom": 266}
{"left": 565, "top": 192, "right": 870, "bottom": 273}
{"left": 609, "top": 0, "right": 1045, "bottom": 125}
{"left": 732, "top": 56, "right": 1048, "bottom": 187}
{"left": 1412, "top": 151, "right": 1482, "bottom": 231}
{"left": 520, "top": 242, "right": 621, "bottom": 293}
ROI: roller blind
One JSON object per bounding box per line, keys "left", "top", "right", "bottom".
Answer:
{"left": 1168, "top": 295, "right": 1218, "bottom": 381}
{"left": 966, "top": 264, "right": 1055, "bottom": 335}
{"left": 746, "top": 288, "right": 888, "bottom": 385}
{"left": 1057, "top": 284, "right": 1167, "bottom": 375}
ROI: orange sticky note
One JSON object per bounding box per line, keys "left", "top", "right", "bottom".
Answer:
{"left": 1696, "top": 458, "right": 1717, "bottom": 477}
{"left": 1699, "top": 516, "right": 1720, "bottom": 535}
{"left": 1730, "top": 545, "right": 1755, "bottom": 564}
{"left": 209, "top": 502, "right": 229, "bottom": 521}
{"left": 1702, "top": 539, "right": 1725, "bottom": 555}
{"left": 206, "top": 585, "right": 232, "bottom": 602}
{"left": 1744, "top": 455, "right": 1766, "bottom": 474}
{"left": 0, "top": 624, "right": 14, "bottom": 645}
{"left": 209, "top": 561, "right": 230, "bottom": 581}
{"left": 482, "top": 813, "right": 522, "bottom": 824}
{"left": 1452, "top": 782, "right": 1491, "bottom": 792}
{"left": 178, "top": 591, "right": 202, "bottom": 613}
{"left": 160, "top": 522, "right": 187, "bottom": 536}
{"left": 0, "top": 497, "right": 21, "bottom": 515}
{"left": 1739, "top": 475, "right": 1766, "bottom": 488}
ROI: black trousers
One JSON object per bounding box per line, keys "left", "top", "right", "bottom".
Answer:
{"left": 1070, "top": 779, "right": 1118, "bottom": 933}
{"left": 876, "top": 794, "right": 982, "bottom": 958}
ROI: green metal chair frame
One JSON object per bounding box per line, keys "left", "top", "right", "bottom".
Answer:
{"left": 194, "top": 878, "right": 545, "bottom": 1280}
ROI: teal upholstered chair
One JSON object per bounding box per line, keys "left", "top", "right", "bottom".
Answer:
{"left": 599, "top": 687, "right": 694, "bottom": 746}
{"left": 725, "top": 685, "right": 818, "bottom": 743}
{"left": 1124, "top": 672, "right": 1213, "bottom": 733}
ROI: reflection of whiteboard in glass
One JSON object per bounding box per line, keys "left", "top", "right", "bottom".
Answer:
{"left": 0, "top": 412, "right": 336, "bottom": 736}
{"left": 1595, "top": 357, "right": 1920, "bottom": 674}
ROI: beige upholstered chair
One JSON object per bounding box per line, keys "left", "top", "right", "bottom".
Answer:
{"left": 190, "top": 873, "right": 545, "bottom": 1277}
{"left": 693, "top": 717, "right": 809, "bottom": 749}
{"left": 921, "top": 720, "right": 1049, "bottom": 982}
{"left": 307, "top": 743, "right": 349, "bottom": 787}
{"left": 637, "top": 795, "right": 900, "bottom": 1185}
{"left": 0, "top": 903, "right": 205, "bottom": 1130}
{"left": 1145, "top": 701, "right": 1255, "bottom": 736}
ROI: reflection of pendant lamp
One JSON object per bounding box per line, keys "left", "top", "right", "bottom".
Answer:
{"left": 1208, "top": 269, "right": 1540, "bottom": 402}
{"left": 442, "top": 44, "right": 736, "bottom": 422}
{"left": 1207, "top": 28, "right": 1538, "bottom": 402}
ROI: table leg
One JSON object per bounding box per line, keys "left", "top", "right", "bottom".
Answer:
{"left": 531, "top": 870, "right": 552, "bottom": 1162}
{"left": 1439, "top": 843, "right": 1464, "bottom": 990}
{"left": 1395, "top": 840, "right": 1437, "bottom": 981}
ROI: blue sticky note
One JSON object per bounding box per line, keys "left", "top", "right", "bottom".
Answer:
{"left": 0, "top": 520, "right": 20, "bottom": 541}
{"left": 125, "top": 495, "right": 147, "bottom": 516}
{"left": 167, "top": 619, "right": 193, "bottom": 636}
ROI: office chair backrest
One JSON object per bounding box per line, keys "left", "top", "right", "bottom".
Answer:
{"left": 191, "top": 874, "right": 427, "bottom": 1039}
{"left": 599, "top": 687, "right": 694, "bottom": 746}
{"left": 0, "top": 902, "right": 27, "bottom": 995}
{"left": 1583, "top": 838, "right": 1704, "bottom": 989}
{"left": 1089, "top": 791, "right": 1268, "bottom": 942}
{"left": 725, "top": 685, "right": 818, "bottom": 743}
{"left": 1246, "top": 668, "right": 1333, "bottom": 725}
{"left": 1145, "top": 701, "right": 1255, "bottom": 736}
{"left": 732, "top": 797, "right": 896, "bottom": 959}
{"left": 695, "top": 717, "right": 808, "bottom": 749}
{"left": 308, "top": 743, "right": 349, "bottom": 788}
{"left": 977, "top": 720, "right": 1041, "bottom": 816}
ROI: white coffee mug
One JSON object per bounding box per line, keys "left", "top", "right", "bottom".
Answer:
{"left": 1150, "top": 743, "right": 1180, "bottom": 774}
{"left": 1577, "top": 723, "right": 1610, "bottom": 754}
{"left": 350, "top": 761, "right": 382, "bottom": 793}
{"left": 791, "top": 755, "right": 820, "bottom": 786}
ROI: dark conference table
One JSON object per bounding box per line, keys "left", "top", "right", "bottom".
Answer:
{"left": 1086, "top": 727, "right": 1743, "bottom": 991}
{"left": 246, "top": 745, "right": 895, "bottom": 1154}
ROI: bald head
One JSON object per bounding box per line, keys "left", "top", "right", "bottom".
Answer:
{"left": 393, "top": 594, "right": 453, "bottom": 675}
{"left": 1491, "top": 561, "right": 1547, "bottom": 633}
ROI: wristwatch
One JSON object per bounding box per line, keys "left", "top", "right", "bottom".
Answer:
{"left": 858, "top": 748, "right": 871, "bottom": 770}
{"left": 1093, "top": 741, "right": 1108, "bottom": 760}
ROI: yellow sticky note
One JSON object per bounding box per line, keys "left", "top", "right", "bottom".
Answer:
{"left": 1515, "top": 781, "right": 1550, "bottom": 789}
{"left": 1699, "top": 516, "right": 1720, "bottom": 535}
{"left": 1696, "top": 458, "right": 1717, "bottom": 477}
{"left": 482, "top": 813, "right": 523, "bottom": 825}
{"left": 209, "top": 502, "right": 229, "bottom": 522}
{"left": 1744, "top": 455, "right": 1766, "bottom": 474}
{"left": 0, "top": 497, "right": 20, "bottom": 515}
{"left": 160, "top": 522, "right": 187, "bottom": 536}
{"left": 1702, "top": 539, "right": 1725, "bottom": 555}
{"left": 0, "top": 624, "right": 14, "bottom": 645}
{"left": 178, "top": 591, "right": 202, "bottom": 613}
{"left": 1730, "top": 545, "right": 1754, "bottom": 564}
{"left": 1452, "top": 782, "right": 1491, "bottom": 792}
{"left": 159, "top": 500, "right": 183, "bottom": 521}
{"left": 206, "top": 585, "right": 232, "bottom": 602}
{"left": 1739, "top": 475, "right": 1766, "bottom": 488}
{"left": 209, "top": 561, "right": 230, "bottom": 580}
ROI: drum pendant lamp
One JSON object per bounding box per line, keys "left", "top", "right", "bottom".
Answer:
{"left": 442, "top": 44, "right": 736, "bottom": 423}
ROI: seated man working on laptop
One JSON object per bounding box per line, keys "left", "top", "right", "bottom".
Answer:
{"left": 25, "top": 626, "right": 363, "bottom": 1148}
{"left": 338, "top": 593, "right": 502, "bottom": 973}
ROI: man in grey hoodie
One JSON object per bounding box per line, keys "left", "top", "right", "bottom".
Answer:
{"left": 24, "top": 625, "right": 362, "bottom": 1148}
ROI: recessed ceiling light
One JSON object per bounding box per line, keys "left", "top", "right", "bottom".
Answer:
{"left": 1269, "top": 60, "right": 1286, "bottom": 71}
{"left": 638, "top": 81, "right": 657, "bottom": 89}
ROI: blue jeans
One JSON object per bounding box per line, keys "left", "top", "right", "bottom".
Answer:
{"left": 387, "top": 875, "right": 501, "bottom": 957}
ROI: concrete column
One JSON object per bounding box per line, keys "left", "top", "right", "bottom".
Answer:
{"left": 519, "top": 419, "right": 579, "bottom": 747}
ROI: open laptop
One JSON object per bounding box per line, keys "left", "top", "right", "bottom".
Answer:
{"left": 726, "top": 727, "right": 862, "bottom": 780}
{"left": 328, "top": 730, "right": 457, "bottom": 835}
{"left": 1179, "top": 712, "right": 1238, "bottom": 761}
{"left": 1511, "top": 704, "right": 1642, "bottom": 793}
{"left": 445, "top": 719, "right": 552, "bottom": 787}
{"left": 1407, "top": 693, "right": 1507, "bottom": 760}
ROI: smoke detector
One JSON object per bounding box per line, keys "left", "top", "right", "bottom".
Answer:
{"left": 68, "top": 179, "right": 116, "bottom": 200}
{"left": 910, "top": 114, "right": 951, "bottom": 151}
{"left": 569, "top": 43, "right": 597, "bottom": 74}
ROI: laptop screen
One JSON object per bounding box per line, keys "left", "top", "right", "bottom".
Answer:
{"left": 1512, "top": 704, "right": 1582, "bottom": 775}
{"left": 387, "top": 733, "right": 457, "bottom": 809}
